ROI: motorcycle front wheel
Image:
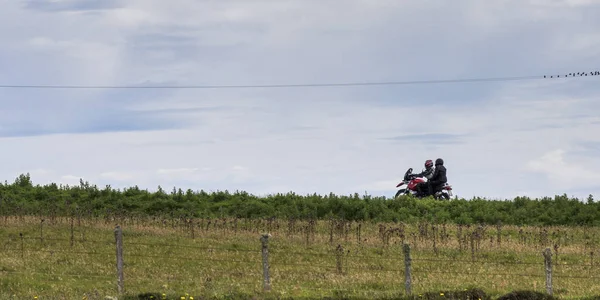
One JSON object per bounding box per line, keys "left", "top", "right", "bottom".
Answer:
{"left": 394, "top": 189, "right": 406, "bottom": 198}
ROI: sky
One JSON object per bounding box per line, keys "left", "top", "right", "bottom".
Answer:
{"left": 1, "top": 0, "right": 600, "bottom": 200}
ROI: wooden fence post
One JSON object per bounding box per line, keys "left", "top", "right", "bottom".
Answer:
{"left": 543, "top": 247, "right": 552, "bottom": 295}
{"left": 496, "top": 221, "right": 502, "bottom": 247}
{"left": 40, "top": 218, "right": 46, "bottom": 245}
{"left": 191, "top": 218, "right": 195, "bottom": 240}
{"left": 115, "top": 225, "right": 124, "bottom": 295}
{"left": 19, "top": 233, "right": 24, "bottom": 259}
{"left": 260, "top": 234, "right": 271, "bottom": 291}
{"left": 403, "top": 243, "right": 412, "bottom": 296}
{"left": 70, "top": 215, "right": 74, "bottom": 247}
{"left": 470, "top": 232, "right": 475, "bottom": 262}
{"left": 335, "top": 244, "right": 345, "bottom": 274}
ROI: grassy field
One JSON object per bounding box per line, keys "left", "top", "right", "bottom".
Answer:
{"left": 1, "top": 215, "right": 599, "bottom": 299}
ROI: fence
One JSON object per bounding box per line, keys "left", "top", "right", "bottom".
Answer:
{"left": 2, "top": 215, "right": 600, "bottom": 299}
{"left": 2, "top": 224, "right": 599, "bottom": 299}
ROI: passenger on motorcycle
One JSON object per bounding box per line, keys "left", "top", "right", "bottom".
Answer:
{"left": 415, "top": 160, "right": 434, "bottom": 196}
{"left": 427, "top": 158, "right": 447, "bottom": 196}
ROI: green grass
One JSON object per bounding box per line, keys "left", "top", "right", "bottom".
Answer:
{"left": 0, "top": 216, "right": 599, "bottom": 299}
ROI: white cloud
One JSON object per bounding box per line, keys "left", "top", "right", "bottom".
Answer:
{"left": 28, "top": 168, "right": 53, "bottom": 176}
{"left": 157, "top": 168, "right": 200, "bottom": 174}
{"left": 1, "top": 0, "right": 600, "bottom": 200}
{"left": 60, "top": 175, "right": 83, "bottom": 186}
{"left": 560, "top": 0, "right": 600, "bottom": 7}
{"left": 99, "top": 171, "right": 135, "bottom": 181}
{"left": 108, "top": 8, "right": 153, "bottom": 27}
{"left": 155, "top": 168, "right": 202, "bottom": 182}
{"left": 358, "top": 180, "right": 402, "bottom": 192}
{"left": 526, "top": 149, "right": 600, "bottom": 189}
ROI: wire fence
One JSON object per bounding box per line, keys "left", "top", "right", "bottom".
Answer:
{"left": 2, "top": 224, "right": 600, "bottom": 299}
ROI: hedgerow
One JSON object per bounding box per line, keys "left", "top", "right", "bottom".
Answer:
{"left": 1, "top": 173, "right": 598, "bottom": 226}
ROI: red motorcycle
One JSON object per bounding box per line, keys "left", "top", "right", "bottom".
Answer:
{"left": 394, "top": 167, "right": 453, "bottom": 200}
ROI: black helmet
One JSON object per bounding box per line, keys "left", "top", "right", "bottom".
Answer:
{"left": 435, "top": 158, "right": 444, "bottom": 165}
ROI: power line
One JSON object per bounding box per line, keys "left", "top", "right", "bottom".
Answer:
{"left": 0, "top": 71, "right": 598, "bottom": 90}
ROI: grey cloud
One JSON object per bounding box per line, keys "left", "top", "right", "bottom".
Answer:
{"left": 561, "top": 185, "right": 600, "bottom": 199}
{"left": 533, "top": 113, "right": 595, "bottom": 121}
{"left": 382, "top": 133, "right": 467, "bottom": 145}
{"left": 139, "top": 106, "right": 228, "bottom": 114}
{"left": 516, "top": 114, "right": 598, "bottom": 132}
{"left": 268, "top": 125, "right": 321, "bottom": 135}
{"left": 128, "top": 32, "right": 201, "bottom": 63}
{"left": 127, "top": 140, "right": 216, "bottom": 148}
{"left": 572, "top": 141, "right": 600, "bottom": 158}
{"left": 23, "top": 0, "right": 124, "bottom": 12}
{"left": 110, "top": 1, "right": 600, "bottom": 112}
{"left": 2, "top": 0, "right": 600, "bottom": 199}
{"left": 580, "top": 141, "right": 600, "bottom": 150}
{"left": 288, "top": 126, "right": 320, "bottom": 131}
{"left": 0, "top": 85, "right": 220, "bottom": 137}
{"left": 0, "top": 109, "right": 189, "bottom": 138}
{"left": 347, "top": 82, "right": 499, "bottom": 109}
{"left": 124, "top": 23, "right": 265, "bottom": 66}
{"left": 517, "top": 124, "right": 565, "bottom": 132}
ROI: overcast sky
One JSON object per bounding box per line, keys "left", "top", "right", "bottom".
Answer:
{"left": 1, "top": 0, "right": 599, "bottom": 200}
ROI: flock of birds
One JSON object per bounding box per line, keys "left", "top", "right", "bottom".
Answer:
{"left": 544, "top": 71, "right": 600, "bottom": 78}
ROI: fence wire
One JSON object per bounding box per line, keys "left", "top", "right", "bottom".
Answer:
{"left": 2, "top": 227, "right": 599, "bottom": 298}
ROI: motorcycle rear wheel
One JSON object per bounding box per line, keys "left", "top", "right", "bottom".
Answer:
{"left": 435, "top": 193, "right": 450, "bottom": 200}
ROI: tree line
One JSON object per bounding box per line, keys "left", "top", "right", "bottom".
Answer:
{"left": 1, "top": 173, "right": 598, "bottom": 226}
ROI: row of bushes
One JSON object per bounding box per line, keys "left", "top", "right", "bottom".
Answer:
{"left": 1, "top": 173, "right": 599, "bottom": 226}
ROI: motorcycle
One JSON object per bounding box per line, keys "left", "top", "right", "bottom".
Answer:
{"left": 394, "top": 167, "right": 453, "bottom": 200}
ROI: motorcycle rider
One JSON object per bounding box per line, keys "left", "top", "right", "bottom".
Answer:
{"left": 415, "top": 160, "right": 434, "bottom": 196}
{"left": 427, "top": 158, "right": 447, "bottom": 196}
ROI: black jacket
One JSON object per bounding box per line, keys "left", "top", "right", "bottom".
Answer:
{"left": 416, "top": 167, "right": 434, "bottom": 180}
{"left": 429, "top": 164, "right": 447, "bottom": 185}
